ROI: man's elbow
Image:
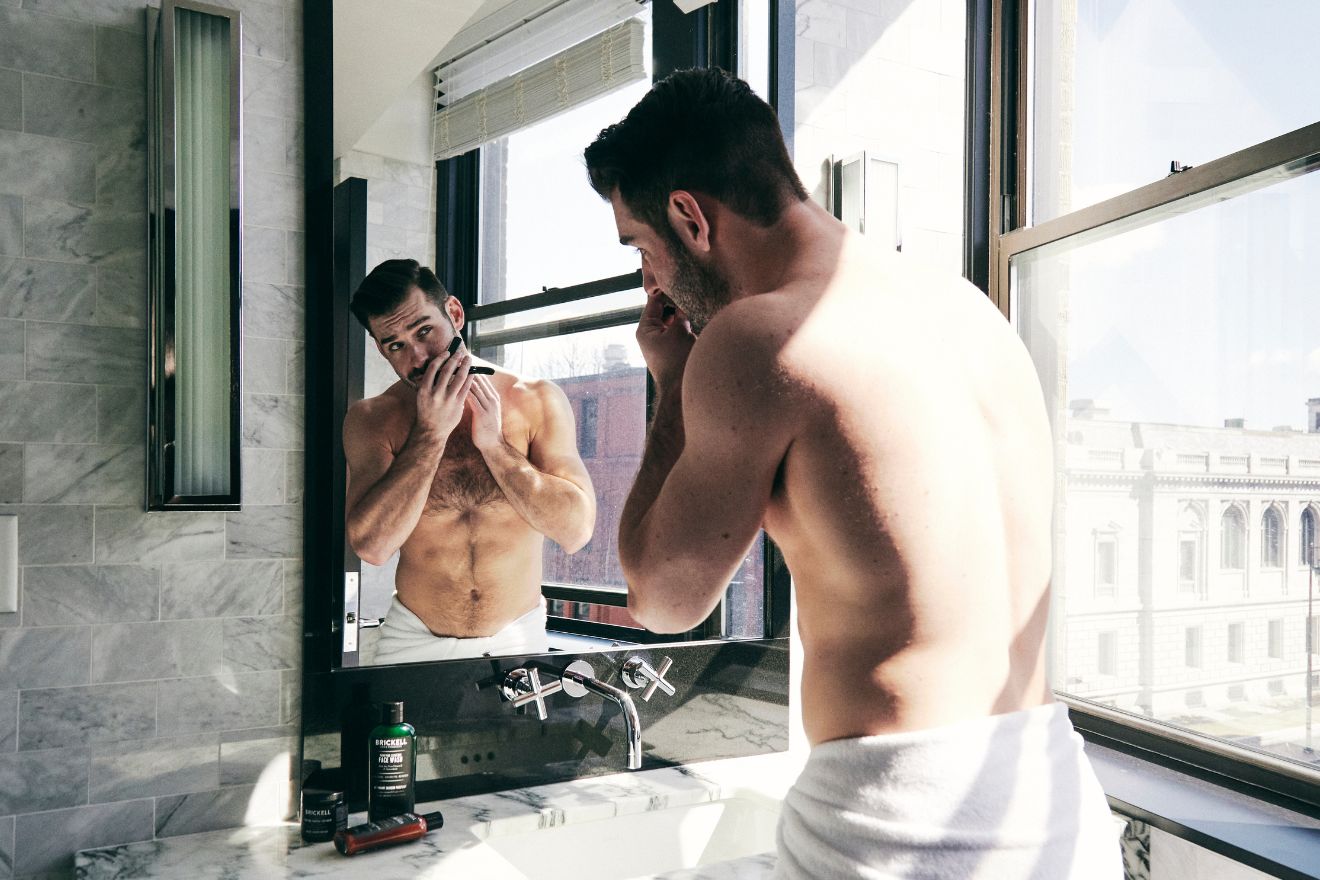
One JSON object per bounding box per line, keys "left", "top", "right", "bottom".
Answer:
{"left": 346, "top": 526, "right": 391, "bottom": 567}
{"left": 627, "top": 580, "right": 704, "bottom": 634}
{"left": 558, "top": 500, "right": 596, "bottom": 555}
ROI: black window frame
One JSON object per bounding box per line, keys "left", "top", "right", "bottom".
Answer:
{"left": 981, "top": 1, "right": 1320, "bottom": 874}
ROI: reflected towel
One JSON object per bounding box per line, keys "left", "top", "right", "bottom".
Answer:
{"left": 367, "top": 595, "right": 549, "bottom": 664}
{"left": 774, "top": 702, "right": 1122, "bottom": 879}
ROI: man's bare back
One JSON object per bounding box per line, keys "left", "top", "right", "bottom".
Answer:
{"left": 615, "top": 198, "right": 1055, "bottom": 746}
{"left": 754, "top": 239, "right": 1055, "bottom": 744}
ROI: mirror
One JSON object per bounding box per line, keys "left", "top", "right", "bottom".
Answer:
{"left": 319, "top": 0, "right": 784, "bottom": 668}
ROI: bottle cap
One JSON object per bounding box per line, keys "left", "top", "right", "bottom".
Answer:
{"left": 381, "top": 701, "right": 404, "bottom": 724}
{"left": 302, "top": 788, "right": 344, "bottom": 808}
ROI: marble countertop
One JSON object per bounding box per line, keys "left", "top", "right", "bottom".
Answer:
{"left": 75, "top": 751, "right": 806, "bottom": 880}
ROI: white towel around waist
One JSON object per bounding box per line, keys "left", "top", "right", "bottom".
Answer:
{"left": 774, "top": 702, "right": 1123, "bottom": 880}
{"left": 366, "top": 595, "right": 549, "bottom": 664}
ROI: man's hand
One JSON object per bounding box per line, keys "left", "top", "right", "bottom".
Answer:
{"left": 638, "top": 291, "right": 695, "bottom": 393}
{"left": 413, "top": 346, "right": 473, "bottom": 440}
{"left": 467, "top": 373, "right": 505, "bottom": 451}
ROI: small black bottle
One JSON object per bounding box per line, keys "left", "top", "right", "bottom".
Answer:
{"left": 368, "top": 701, "right": 416, "bottom": 821}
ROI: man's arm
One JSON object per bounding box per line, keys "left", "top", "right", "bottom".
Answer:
{"left": 344, "top": 351, "right": 473, "bottom": 565}
{"left": 620, "top": 307, "right": 795, "bottom": 633}
{"left": 468, "top": 375, "right": 596, "bottom": 553}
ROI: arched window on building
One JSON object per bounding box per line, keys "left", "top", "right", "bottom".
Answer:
{"left": 1261, "top": 506, "right": 1284, "bottom": 568}
{"left": 1302, "top": 507, "right": 1318, "bottom": 568}
{"left": 1220, "top": 506, "right": 1246, "bottom": 570}
{"left": 1178, "top": 503, "right": 1205, "bottom": 595}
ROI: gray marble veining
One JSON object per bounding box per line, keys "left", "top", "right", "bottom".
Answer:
{"left": 0, "top": 814, "right": 12, "bottom": 880}
{"left": 92, "top": 620, "right": 224, "bottom": 683}
{"left": 0, "top": 68, "right": 18, "bottom": 132}
{"left": 0, "top": 504, "right": 94, "bottom": 565}
{"left": 243, "top": 281, "right": 305, "bottom": 340}
{"left": 0, "top": 130, "right": 97, "bottom": 204}
{"left": 0, "top": 689, "right": 16, "bottom": 753}
{"left": 0, "top": 443, "right": 18, "bottom": 502}
{"left": 226, "top": 503, "right": 302, "bottom": 560}
{"left": 244, "top": 336, "right": 288, "bottom": 394}
{"left": 95, "top": 507, "right": 226, "bottom": 564}
{"left": 22, "top": 197, "right": 144, "bottom": 267}
{"left": 26, "top": 321, "right": 143, "bottom": 385}
{"left": 90, "top": 735, "right": 221, "bottom": 803}
{"left": 94, "top": 266, "right": 147, "bottom": 327}
{"left": 18, "top": 681, "right": 156, "bottom": 750}
{"left": 243, "top": 55, "right": 299, "bottom": 122}
{"left": 0, "top": 322, "right": 20, "bottom": 380}
{"left": 0, "top": 195, "right": 20, "bottom": 258}
{"left": 97, "top": 385, "right": 145, "bottom": 445}
{"left": 160, "top": 559, "right": 284, "bottom": 620}
{"left": 24, "top": 443, "right": 140, "bottom": 503}
{"left": 284, "top": 452, "right": 304, "bottom": 505}
{"left": 0, "top": 257, "right": 98, "bottom": 322}
{"left": 219, "top": 726, "right": 297, "bottom": 786}
{"left": 95, "top": 147, "right": 147, "bottom": 213}
{"left": 0, "top": 381, "right": 98, "bottom": 443}
{"left": 0, "top": 8, "right": 95, "bottom": 82}
{"left": 223, "top": 616, "right": 299, "bottom": 673}
{"left": 246, "top": 169, "right": 302, "bottom": 230}
{"left": 94, "top": 24, "right": 144, "bottom": 90}
{"left": 242, "top": 447, "right": 288, "bottom": 504}
{"left": 23, "top": 73, "right": 144, "bottom": 151}
{"left": 156, "top": 671, "right": 281, "bottom": 737}
{"left": 0, "top": 747, "right": 90, "bottom": 815}
{"left": 242, "top": 223, "right": 287, "bottom": 283}
{"left": 22, "top": 564, "right": 156, "bottom": 626}
{"left": 17, "top": 799, "right": 153, "bottom": 878}
{"left": 156, "top": 785, "right": 264, "bottom": 839}
{"left": 0, "top": 626, "right": 91, "bottom": 689}
{"left": 240, "top": 0, "right": 288, "bottom": 61}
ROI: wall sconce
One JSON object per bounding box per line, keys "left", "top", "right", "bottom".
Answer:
{"left": 146, "top": 0, "right": 243, "bottom": 510}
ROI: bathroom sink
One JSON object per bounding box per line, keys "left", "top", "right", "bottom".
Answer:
{"left": 481, "top": 794, "right": 781, "bottom": 879}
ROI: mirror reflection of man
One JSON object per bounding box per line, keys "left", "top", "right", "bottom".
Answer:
{"left": 589, "top": 71, "right": 1121, "bottom": 878}
{"left": 343, "top": 259, "right": 596, "bottom": 663}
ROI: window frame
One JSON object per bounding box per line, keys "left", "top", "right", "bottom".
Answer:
{"left": 982, "top": 0, "right": 1320, "bottom": 846}
{"left": 432, "top": 0, "right": 795, "bottom": 645}
{"left": 1262, "top": 505, "right": 1285, "bottom": 570}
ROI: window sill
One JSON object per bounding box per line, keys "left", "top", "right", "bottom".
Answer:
{"left": 1079, "top": 725, "right": 1320, "bottom": 880}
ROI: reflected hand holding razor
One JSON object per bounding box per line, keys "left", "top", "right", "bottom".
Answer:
{"left": 448, "top": 334, "right": 495, "bottom": 374}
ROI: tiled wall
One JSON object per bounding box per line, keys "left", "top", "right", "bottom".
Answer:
{"left": 0, "top": 1, "right": 304, "bottom": 876}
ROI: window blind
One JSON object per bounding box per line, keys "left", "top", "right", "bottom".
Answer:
{"left": 433, "top": 18, "right": 645, "bottom": 163}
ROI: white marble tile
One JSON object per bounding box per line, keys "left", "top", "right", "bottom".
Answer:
{"left": 226, "top": 503, "right": 302, "bottom": 559}
{"left": 18, "top": 681, "right": 156, "bottom": 750}
{"left": 0, "top": 626, "right": 90, "bottom": 689}
{"left": 160, "top": 559, "right": 284, "bottom": 620}
{"left": 0, "top": 441, "right": 22, "bottom": 501}
{"left": 156, "top": 671, "right": 281, "bottom": 737}
{"left": 91, "top": 619, "right": 224, "bottom": 683}
{"left": 0, "top": 69, "right": 18, "bottom": 132}
{"left": 16, "top": 799, "right": 153, "bottom": 878}
{"left": 89, "top": 735, "right": 221, "bottom": 803}
{"left": 0, "top": 258, "right": 97, "bottom": 322}
{"left": 0, "top": 504, "right": 94, "bottom": 565}
{"left": 0, "top": 323, "right": 19, "bottom": 381}
{"left": 0, "top": 8, "right": 96, "bottom": 82}
{"left": 0, "top": 129, "right": 96, "bottom": 204}
{"left": 94, "top": 507, "right": 226, "bottom": 564}
{"left": 22, "top": 564, "right": 157, "bottom": 625}
{"left": 0, "top": 381, "right": 98, "bottom": 443}
{"left": 222, "top": 616, "right": 299, "bottom": 673}
{"left": 22, "top": 72, "right": 144, "bottom": 151}
{"left": 94, "top": 24, "right": 143, "bottom": 90}
{"left": 26, "top": 321, "right": 143, "bottom": 385}
{"left": 0, "top": 747, "right": 90, "bottom": 819}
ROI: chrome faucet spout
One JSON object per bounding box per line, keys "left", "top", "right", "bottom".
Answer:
{"left": 560, "top": 661, "right": 642, "bottom": 770}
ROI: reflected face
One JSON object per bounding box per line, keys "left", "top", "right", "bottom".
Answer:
{"left": 368, "top": 286, "right": 460, "bottom": 388}
{"left": 610, "top": 191, "right": 731, "bottom": 333}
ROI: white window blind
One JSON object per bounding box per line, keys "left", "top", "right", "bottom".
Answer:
{"left": 433, "top": 18, "right": 646, "bottom": 163}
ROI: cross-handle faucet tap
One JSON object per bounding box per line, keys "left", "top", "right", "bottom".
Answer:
{"left": 621, "top": 655, "right": 675, "bottom": 702}
{"left": 500, "top": 667, "right": 563, "bottom": 721}
{"left": 559, "top": 660, "right": 642, "bottom": 770}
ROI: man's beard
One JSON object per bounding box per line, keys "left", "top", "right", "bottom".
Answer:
{"left": 664, "top": 237, "right": 731, "bottom": 334}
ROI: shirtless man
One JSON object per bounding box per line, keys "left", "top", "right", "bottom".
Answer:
{"left": 587, "top": 70, "right": 1120, "bottom": 878}
{"left": 343, "top": 259, "right": 595, "bottom": 663}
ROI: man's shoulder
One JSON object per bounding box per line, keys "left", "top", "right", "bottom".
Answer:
{"left": 345, "top": 387, "right": 408, "bottom": 433}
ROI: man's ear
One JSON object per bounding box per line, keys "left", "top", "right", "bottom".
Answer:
{"left": 445, "top": 295, "right": 466, "bottom": 332}
{"left": 667, "top": 190, "right": 713, "bottom": 255}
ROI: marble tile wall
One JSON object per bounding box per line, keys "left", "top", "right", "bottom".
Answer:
{"left": 0, "top": 1, "right": 304, "bottom": 877}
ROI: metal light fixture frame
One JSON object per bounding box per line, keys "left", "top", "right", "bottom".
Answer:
{"left": 146, "top": 0, "right": 244, "bottom": 511}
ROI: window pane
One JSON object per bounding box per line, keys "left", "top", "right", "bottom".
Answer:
{"left": 1013, "top": 168, "right": 1320, "bottom": 770}
{"left": 1031, "top": 1, "right": 1320, "bottom": 222}
{"left": 475, "top": 325, "right": 765, "bottom": 636}
{"left": 479, "top": 7, "right": 652, "bottom": 303}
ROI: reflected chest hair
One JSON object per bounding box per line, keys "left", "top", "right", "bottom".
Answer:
{"left": 425, "top": 432, "right": 505, "bottom": 513}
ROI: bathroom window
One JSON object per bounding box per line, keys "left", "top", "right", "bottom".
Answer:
{"left": 454, "top": 1, "right": 775, "bottom": 642}
{"left": 1093, "top": 534, "right": 1117, "bottom": 598}
{"left": 1002, "top": 0, "right": 1320, "bottom": 786}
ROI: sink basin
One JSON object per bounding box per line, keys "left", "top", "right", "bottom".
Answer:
{"left": 482, "top": 794, "right": 781, "bottom": 880}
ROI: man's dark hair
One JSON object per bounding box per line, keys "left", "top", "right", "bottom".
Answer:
{"left": 350, "top": 259, "right": 450, "bottom": 334}
{"left": 584, "top": 68, "right": 808, "bottom": 237}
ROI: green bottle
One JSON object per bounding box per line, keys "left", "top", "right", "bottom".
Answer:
{"left": 367, "top": 701, "right": 416, "bottom": 821}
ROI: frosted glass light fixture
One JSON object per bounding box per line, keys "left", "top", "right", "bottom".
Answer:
{"left": 147, "top": 0, "right": 243, "bottom": 510}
